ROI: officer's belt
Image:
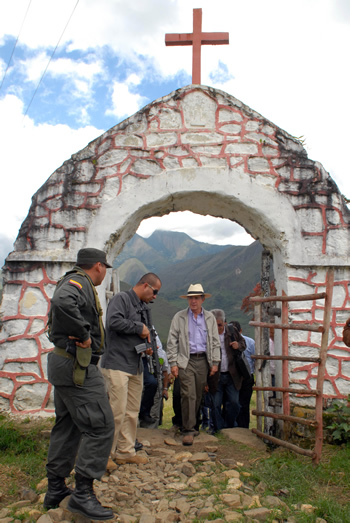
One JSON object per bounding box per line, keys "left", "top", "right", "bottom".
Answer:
{"left": 53, "top": 347, "right": 100, "bottom": 365}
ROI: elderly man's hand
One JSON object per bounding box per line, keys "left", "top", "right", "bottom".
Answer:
{"left": 209, "top": 365, "right": 218, "bottom": 376}
{"left": 171, "top": 365, "right": 179, "bottom": 378}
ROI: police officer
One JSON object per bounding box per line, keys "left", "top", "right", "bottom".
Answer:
{"left": 44, "top": 248, "right": 115, "bottom": 521}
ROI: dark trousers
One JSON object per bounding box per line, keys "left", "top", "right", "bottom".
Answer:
{"left": 201, "top": 391, "right": 214, "bottom": 431}
{"left": 46, "top": 352, "right": 114, "bottom": 480}
{"left": 237, "top": 374, "right": 254, "bottom": 428}
{"left": 139, "top": 357, "right": 157, "bottom": 419}
{"left": 172, "top": 377, "right": 183, "bottom": 428}
{"left": 212, "top": 372, "right": 240, "bottom": 431}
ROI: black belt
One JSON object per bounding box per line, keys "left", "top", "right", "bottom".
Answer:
{"left": 190, "top": 352, "right": 207, "bottom": 358}
{"left": 53, "top": 347, "right": 100, "bottom": 366}
{"left": 221, "top": 371, "right": 230, "bottom": 375}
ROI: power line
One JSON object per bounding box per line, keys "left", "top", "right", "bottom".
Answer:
{"left": 0, "top": 0, "right": 32, "bottom": 93}
{"left": 23, "top": 0, "right": 80, "bottom": 119}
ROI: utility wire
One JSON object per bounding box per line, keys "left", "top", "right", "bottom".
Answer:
{"left": 0, "top": 0, "right": 32, "bottom": 93}
{"left": 23, "top": 0, "right": 80, "bottom": 119}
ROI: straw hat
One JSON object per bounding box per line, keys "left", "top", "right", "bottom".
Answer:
{"left": 180, "top": 283, "right": 212, "bottom": 299}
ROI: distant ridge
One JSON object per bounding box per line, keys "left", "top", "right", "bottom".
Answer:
{"left": 114, "top": 231, "right": 230, "bottom": 275}
{"left": 113, "top": 231, "right": 262, "bottom": 342}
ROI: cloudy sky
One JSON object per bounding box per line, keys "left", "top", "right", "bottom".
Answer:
{"left": 1, "top": 0, "right": 350, "bottom": 266}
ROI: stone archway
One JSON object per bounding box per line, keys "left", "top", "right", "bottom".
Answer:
{"left": 1, "top": 85, "right": 350, "bottom": 414}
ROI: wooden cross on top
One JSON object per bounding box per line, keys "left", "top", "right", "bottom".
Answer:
{"left": 165, "top": 8, "right": 229, "bottom": 85}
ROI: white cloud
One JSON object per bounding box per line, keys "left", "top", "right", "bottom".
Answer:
{"left": 126, "top": 73, "right": 142, "bottom": 86}
{"left": 19, "top": 54, "right": 104, "bottom": 97}
{"left": 333, "top": 0, "right": 350, "bottom": 22}
{"left": 0, "top": 94, "right": 103, "bottom": 242}
{"left": 137, "top": 212, "right": 254, "bottom": 246}
{"left": 106, "top": 80, "right": 148, "bottom": 120}
{"left": 19, "top": 51, "right": 48, "bottom": 83}
{"left": 49, "top": 57, "right": 104, "bottom": 81}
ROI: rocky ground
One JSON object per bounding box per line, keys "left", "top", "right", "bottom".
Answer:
{"left": 0, "top": 427, "right": 325, "bottom": 523}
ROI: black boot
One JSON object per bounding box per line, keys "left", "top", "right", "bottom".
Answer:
{"left": 67, "top": 473, "right": 114, "bottom": 520}
{"left": 43, "top": 475, "right": 73, "bottom": 509}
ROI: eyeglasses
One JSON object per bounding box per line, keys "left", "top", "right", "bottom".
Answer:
{"left": 147, "top": 283, "right": 159, "bottom": 296}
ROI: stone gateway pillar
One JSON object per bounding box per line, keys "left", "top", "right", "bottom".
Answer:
{"left": 1, "top": 85, "right": 350, "bottom": 414}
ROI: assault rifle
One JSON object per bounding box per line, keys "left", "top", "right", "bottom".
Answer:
{"left": 135, "top": 340, "right": 155, "bottom": 374}
{"left": 145, "top": 307, "right": 164, "bottom": 426}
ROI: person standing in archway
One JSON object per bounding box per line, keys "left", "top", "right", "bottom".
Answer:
{"left": 44, "top": 248, "right": 115, "bottom": 521}
{"left": 167, "top": 284, "right": 221, "bottom": 446}
{"left": 101, "top": 273, "right": 162, "bottom": 464}
{"left": 231, "top": 321, "right": 256, "bottom": 428}
{"left": 208, "top": 311, "right": 246, "bottom": 432}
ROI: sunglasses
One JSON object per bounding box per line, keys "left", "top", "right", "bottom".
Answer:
{"left": 147, "top": 283, "right": 159, "bottom": 296}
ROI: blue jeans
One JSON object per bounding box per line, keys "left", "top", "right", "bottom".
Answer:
{"left": 212, "top": 372, "right": 240, "bottom": 431}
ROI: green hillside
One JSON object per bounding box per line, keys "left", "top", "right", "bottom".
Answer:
{"left": 113, "top": 230, "right": 230, "bottom": 274}
{"left": 114, "top": 232, "right": 263, "bottom": 343}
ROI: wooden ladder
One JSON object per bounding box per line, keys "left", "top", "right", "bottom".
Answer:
{"left": 249, "top": 269, "right": 334, "bottom": 464}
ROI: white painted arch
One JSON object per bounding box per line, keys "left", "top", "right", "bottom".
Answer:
{"left": 1, "top": 85, "right": 350, "bottom": 414}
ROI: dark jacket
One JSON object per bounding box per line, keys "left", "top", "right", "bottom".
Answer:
{"left": 101, "top": 289, "right": 147, "bottom": 375}
{"left": 207, "top": 324, "right": 246, "bottom": 394}
{"left": 48, "top": 267, "right": 104, "bottom": 355}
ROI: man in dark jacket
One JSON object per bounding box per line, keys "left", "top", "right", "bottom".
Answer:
{"left": 101, "top": 272, "right": 162, "bottom": 464}
{"left": 232, "top": 320, "right": 256, "bottom": 428}
{"left": 208, "top": 309, "right": 246, "bottom": 431}
{"left": 44, "top": 248, "right": 115, "bottom": 521}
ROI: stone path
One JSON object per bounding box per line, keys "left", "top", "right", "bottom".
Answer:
{"left": 0, "top": 428, "right": 323, "bottom": 523}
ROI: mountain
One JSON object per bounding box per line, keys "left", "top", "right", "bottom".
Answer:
{"left": 114, "top": 231, "right": 264, "bottom": 343}
{"left": 113, "top": 230, "right": 230, "bottom": 277}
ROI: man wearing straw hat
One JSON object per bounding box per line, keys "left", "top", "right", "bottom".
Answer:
{"left": 167, "top": 284, "right": 221, "bottom": 446}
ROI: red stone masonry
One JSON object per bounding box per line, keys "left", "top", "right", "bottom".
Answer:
{"left": 288, "top": 271, "right": 350, "bottom": 400}
{"left": 1, "top": 266, "right": 55, "bottom": 412}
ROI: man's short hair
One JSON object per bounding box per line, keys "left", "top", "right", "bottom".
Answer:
{"left": 137, "top": 273, "right": 161, "bottom": 286}
{"left": 77, "top": 263, "right": 95, "bottom": 270}
{"left": 231, "top": 320, "right": 241, "bottom": 332}
{"left": 210, "top": 309, "right": 225, "bottom": 322}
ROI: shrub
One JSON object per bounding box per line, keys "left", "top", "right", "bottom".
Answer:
{"left": 325, "top": 395, "right": 350, "bottom": 444}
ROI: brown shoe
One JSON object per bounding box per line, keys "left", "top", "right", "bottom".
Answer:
{"left": 106, "top": 458, "right": 118, "bottom": 472}
{"left": 182, "top": 434, "right": 194, "bottom": 446}
{"left": 115, "top": 454, "right": 148, "bottom": 465}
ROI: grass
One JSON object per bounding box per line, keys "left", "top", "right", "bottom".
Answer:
{"left": 242, "top": 444, "right": 350, "bottom": 522}
{"left": 1, "top": 396, "right": 350, "bottom": 522}
{"left": 0, "top": 414, "right": 52, "bottom": 502}
{"left": 160, "top": 389, "right": 350, "bottom": 522}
